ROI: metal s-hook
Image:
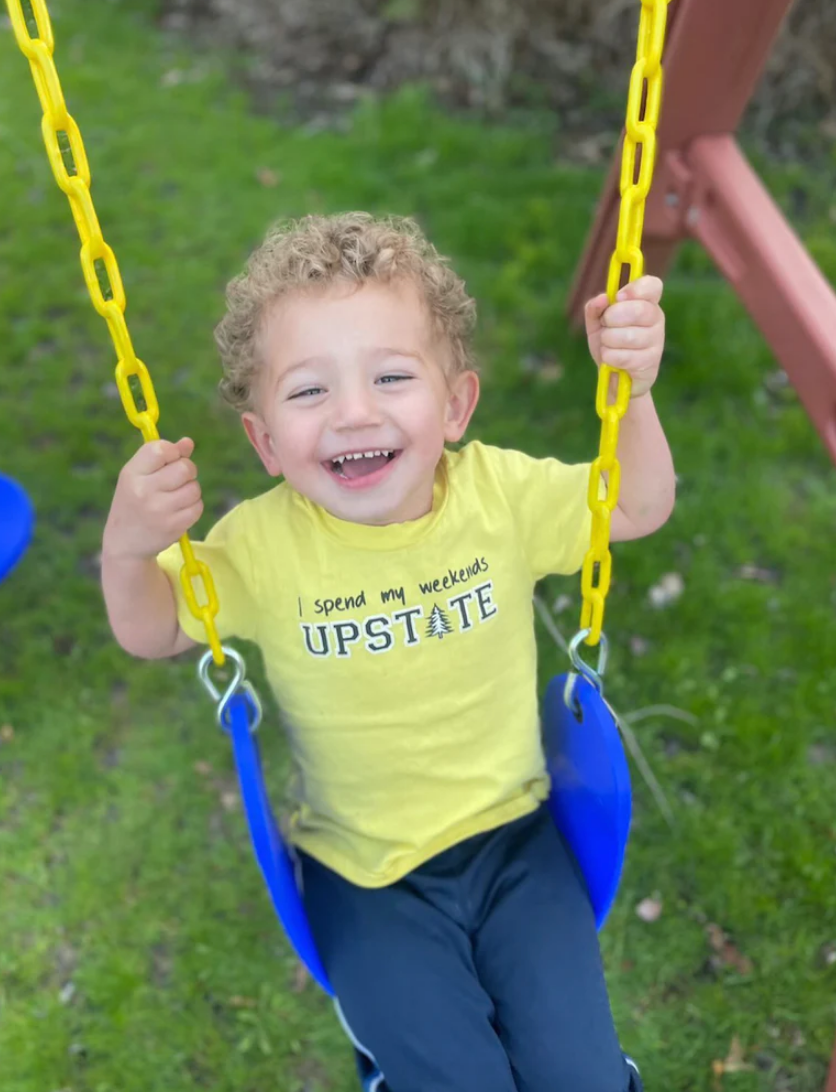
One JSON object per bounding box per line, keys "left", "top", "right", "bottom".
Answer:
{"left": 198, "top": 645, "right": 263, "bottom": 733}
{"left": 563, "top": 629, "right": 609, "bottom": 716}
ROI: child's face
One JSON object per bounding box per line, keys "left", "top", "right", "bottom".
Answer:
{"left": 242, "top": 280, "right": 479, "bottom": 525}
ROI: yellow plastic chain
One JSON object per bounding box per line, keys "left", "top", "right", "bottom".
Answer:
{"left": 8, "top": 0, "right": 667, "bottom": 659}
{"left": 580, "top": 0, "right": 670, "bottom": 647}
{"left": 7, "top": 0, "right": 225, "bottom": 666}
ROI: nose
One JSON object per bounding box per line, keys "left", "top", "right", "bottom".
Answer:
{"left": 331, "top": 380, "right": 383, "bottom": 431}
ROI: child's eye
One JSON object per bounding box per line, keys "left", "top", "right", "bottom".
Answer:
{"left": 289, "top": 386, "right": 325, "bottom": 399}
{"left": 377, "top": 374, "right": 411, "bottom": 385}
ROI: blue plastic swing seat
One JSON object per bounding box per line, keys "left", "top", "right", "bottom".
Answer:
{"left": 225, "top": 671, "right": 632, "bottom": 996}
{"left": 543, "top": 672, "right": 632, "bottom": 930}
{"left": 226, "top": 677, "right": 631, "bottom": 1090}
{"left": 0, "top": 474, "right": 34, "bottom": 583}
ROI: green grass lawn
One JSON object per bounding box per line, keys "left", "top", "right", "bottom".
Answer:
{"left": 1, "top": 3, "right": 835, "bottom": 1090}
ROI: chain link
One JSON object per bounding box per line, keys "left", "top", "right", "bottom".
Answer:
{"left": 7, "top": 0, "right": 225, "bottom": 666}
{"left": 580, "top": 0, "right": 670, "bottom": 646}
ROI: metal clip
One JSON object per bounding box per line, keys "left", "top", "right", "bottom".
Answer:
{"left": 563, "top": 629, "right": 609, "bottom": 716}
{"left": 198, "top": 645, "right": 263, "bottom": 733}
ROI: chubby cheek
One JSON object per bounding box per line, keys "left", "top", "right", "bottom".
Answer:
{"left": 413, "top": 403, "right": 448, "bottom": 452}
{"left": 272, "top": 413, "right": 321, "bottom": 466}
{"left": 415, "top": 424, "right": 446, "bottom": 460}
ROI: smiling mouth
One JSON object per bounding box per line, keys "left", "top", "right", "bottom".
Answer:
{"left": 326, "top": 449, "right": 399, "bottom": 480}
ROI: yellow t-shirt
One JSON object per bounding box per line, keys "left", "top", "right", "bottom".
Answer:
{"left": 158, "top": 441, "right": 593, "bottom": 888}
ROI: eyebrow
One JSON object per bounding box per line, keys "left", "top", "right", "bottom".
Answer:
{"left": 372, "top": 347, "right": 425, "bottom": 364}
{"left": 278, "top": 347, "right": 425, "bottom": 382}
{"left": 279, "top": 357, "right": 330, "bottom": 379}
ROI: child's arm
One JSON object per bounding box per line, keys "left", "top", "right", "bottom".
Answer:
{"left": 584, "top": 276, "right": 676, "bottom": 542}
{"left": 101, "top": 437, "right": 202, "bottom": 658}
{"left": 601, "top": 389, "right": 675, "bottom": 541}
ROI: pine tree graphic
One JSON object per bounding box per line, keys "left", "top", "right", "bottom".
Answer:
{"left": 426, "top": 604, "right": 453, "bottom": 639}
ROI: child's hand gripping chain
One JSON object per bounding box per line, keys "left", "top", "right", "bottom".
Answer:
{"left": 101, "top": 437, "right": 203, "bottom": 661}
{"left": 103, "top": 438, "right": 203, "bottom": 561}
{"left": 584, "top": 275, "right": 665, "bottom": 400}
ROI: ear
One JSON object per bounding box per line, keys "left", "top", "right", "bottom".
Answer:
{"left": 443, "top": 370, "right": 480, "bottom": 443}
{"left": 242, "top": 412, "right": 282, "bottom": 477}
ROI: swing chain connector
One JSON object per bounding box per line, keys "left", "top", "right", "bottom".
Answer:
{"left": 563, "top": 629, "right": 609, "bottom": 715}
{"left": 198, "top": 646, "right": 263, "bottom": 734}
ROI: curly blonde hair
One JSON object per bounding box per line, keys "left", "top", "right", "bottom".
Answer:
{"left": 215, "top": 212, "right": 478, "bottom": 413}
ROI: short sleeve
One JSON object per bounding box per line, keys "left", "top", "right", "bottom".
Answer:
{"left": 485, "top": 446, "right": 599, "bottom": 581}
{"left": 157, "top": 502, "right": 259, "bottom": 645}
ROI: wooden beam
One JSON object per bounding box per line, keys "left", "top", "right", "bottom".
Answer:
{"left": 827, "top": 1036, "right": 836, "bottom": 1092}
{"left": 566, "top": 0, "right": 836, "bottom": 464}
{"left": 681, "top": 135, "right": 836, "bottom": 462}
{"left": 568, "top": 0, "right": 797, "bottom": 314}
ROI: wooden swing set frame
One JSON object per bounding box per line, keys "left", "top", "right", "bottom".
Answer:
{"left": 570, "top": 0, "right": 836, "bottom": 466}
{"left": 571, "top": 1, "right": 836, "bottom": 1084}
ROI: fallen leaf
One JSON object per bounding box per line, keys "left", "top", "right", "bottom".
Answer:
{"left": 635, "top": 895, "right": 663, "bottom": 922}
{"left": 229, "top": 995, "right": 257, "bottom": 1009}
{"left": 724, "top": 1035, "right": 753, "bottom": 1072}
{"left": 220, "top": 790, "right": 239, "bottom": 812}
{"left": 712, "top": 1036, "right": 754, "bottom": 1089}
{"left": 647, "top": 572, "right": 684, "bottom": 609}
{"left": 538, "top": 360, "right": 564, "bottom": 384}
{"left": 193, "top": 760, "right": 212, "bottom": 776}
{"left": 54, "top": 942, "right": 78, "bottom": 978}
{"left": 0, "top": 724, "right": 14, "bottom": 743}
{"left": 256, "top": 168, "right": 282, "bottom": 188}
{"left": 706, "top": 923, "right": 753, "bottom": 974}
{"left": 292, "top": 962, "right": 310, "bottom": 993}
{"left": 736, "top": 564, "right": 777, "bottom": 583}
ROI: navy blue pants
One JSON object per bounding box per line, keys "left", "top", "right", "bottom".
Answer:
{"left": 299, "top": 806, "right": 641, "bottom": 1092}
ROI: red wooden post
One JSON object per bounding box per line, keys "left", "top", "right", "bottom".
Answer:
{"left": 568, "top": 0, "right": 836, "bottom": 463}
{"left": 827, "top": 1038, "right": 836, "bottom": 1092}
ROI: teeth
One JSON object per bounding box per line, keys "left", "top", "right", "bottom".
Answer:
{"left": 332, "top": 450, "right": 392, "bottom": 466}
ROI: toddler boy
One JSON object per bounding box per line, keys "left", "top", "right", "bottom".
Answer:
{"left": 102, "top": 212, "right": 674, "bottom": 1092}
